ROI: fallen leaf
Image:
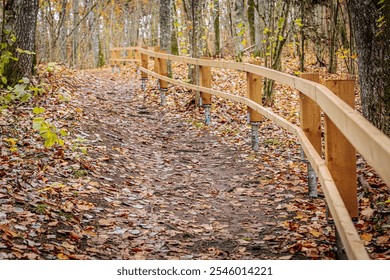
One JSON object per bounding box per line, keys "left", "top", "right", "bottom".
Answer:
{"left": 309, "top": 230, "right": 322, "bottom": 237}
{"left": 77, "top": 203, "right": 94, "bottom": 211}
{"left": 361, "top": 207, "right": 374, "bottom": 219}
{"left": 57, "top": 253, "right": 69, "bottom": 260}
{"left": 361, "top": 233, "right": 373, "bottom": 242}
{"left": 98, "top": 219, "right": 114, "bottom": 226}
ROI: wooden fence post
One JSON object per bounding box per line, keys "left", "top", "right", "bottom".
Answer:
{"left": 247, "top": 60, "right": 263, "bottom": 151}
{"left": 126, "top": 48, "right": 133, "bottom": 65}
{"left": 141, "top": 47, "right": 148, "bottom": 79}
{"left": 154, "top": 46, "right": 160, "bottom": 76}
{"left": 135, "top": 49, "right": 141, "bottom": 67}
{"left": 110, "top": 49, "right": 119, "bottom": 72}
{"left": 140, "top": 47, "right": 148, "bottom": 93}
{"left": 200, "top": 60, "right": 212, "bottom": 125}
{"left": 324, "top": 80, "right": 357, "bottom": 219}
{"left": 158, "top": 50, "right": 168, "bottom": 105}
{"left": 299, "top": 73, "right": 321, "bottom": 197}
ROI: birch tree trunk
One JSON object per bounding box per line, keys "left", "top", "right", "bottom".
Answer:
{"left": 160, "top": 0, "right": 172, "bottom": 52}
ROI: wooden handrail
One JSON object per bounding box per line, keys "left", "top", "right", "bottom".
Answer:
{"left": 110, "top": 46, "right": 390, "bottom": 259}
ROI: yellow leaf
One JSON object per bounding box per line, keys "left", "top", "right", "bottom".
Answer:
{"left": 361, "top": 232, "right": 373, "bottom": 242}
{"left": 309, "top": 230, "right": 322, "bottom": 237}
{"left": 57, "top": 253, "right": 69, "bottom": 260}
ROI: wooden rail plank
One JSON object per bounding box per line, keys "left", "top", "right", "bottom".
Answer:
{"left": 109, "top": 59, "right": 140, "bottom": 63}
{"left": 314, "top": 84, "right": 390, "bottom": 188}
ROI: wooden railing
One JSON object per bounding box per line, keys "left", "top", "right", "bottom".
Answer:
{"left": 110, "top": 46, "right": 390, "bottom": 260}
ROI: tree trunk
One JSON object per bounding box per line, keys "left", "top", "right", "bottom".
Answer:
{"left": 233, "top": 0, "right": 245, "bottom": 61}
{"left": 328, "top": 0, "right": 339, "bottom": 74}
{"left": 348, "top": 0, "right": 390, "bottom": 136}
{"left": 2, "top": 0, "right": 39, "bottom": 85}
{"left": 72, "top": 0, "right": 80, "bottom": 67}
{"left": 213, "top": 0, "right": 220, "bottom": 57}
{"left": 160, "top": 0, "right": 172, "bottom": 52}
{"left": 247, "top": 0, "right": 256, "bottom": 47}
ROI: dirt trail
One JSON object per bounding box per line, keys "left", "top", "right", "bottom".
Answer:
{"left": 65, "top": 69, "right": 332, "bottom": 260}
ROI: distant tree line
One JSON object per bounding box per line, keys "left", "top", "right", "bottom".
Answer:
{"left": 0, "top": 0, "right": 388, "bottom": 135}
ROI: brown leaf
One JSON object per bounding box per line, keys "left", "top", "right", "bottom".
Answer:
{"left": 263, "top": 235, "right": 276, "bottom": 241}
{"left": 62, "top": 241, "right": 75, "bottom": 252}
{"left": 24, "top": 253, "right": 39, "bottom": 260}
{"left": 48, "top": 220, "right": 58, "bottom": 227}
{"left": 70, "top": 231, "right": 80, "bottom": 241}
{"left": 377, "top": 236, "right": 389, "bottom": 244}
{"left": 77, "top": 203, "right": 94, "bottom": 211}
{"left": 98, "top": 219, "right": 114, "bottom": 226}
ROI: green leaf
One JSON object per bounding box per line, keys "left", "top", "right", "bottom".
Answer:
{"left": 16, "top": 48, "right": 35, "bottom": 55}
{"left": 44, "top": 133, "right": 57, "bottom": 148}
{"left": 1, "top": 76, "right": 7, "bottom": 84}
{"left": 59, "top": 129, "right": 68, "bottom": 137}
{"left": 277, "top": 17, "right": 285, "bottom": 29}
{"left": 376, "top": 16, "right": 385, "bottom": 23}
{"left": 33, "top": 117, "right": 45, "bottom": 130}
{"left": 33, "top": 107, "right": 45, "bottom": 115}
{"left": 20, "top": 77, "right": 30, "bottom": 84}
{"left": 263, "top": 27, "right": 271, "bottom": 34}
{"left": 20, "top": 93, "right": 31, "bottom": 103}
{"left": 294, "top": 18, "right": 303, "bottom": 27}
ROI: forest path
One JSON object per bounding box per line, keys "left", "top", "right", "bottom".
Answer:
{"left": 68, "top": 69, "right": 332, "bottom": 260}
{"left": 75, "top": 69, "right": 282, "bottom": 259}
{"left": 0, "top": 68, "right": 334, "bottom": 260}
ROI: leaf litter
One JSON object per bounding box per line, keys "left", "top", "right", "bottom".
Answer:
{"left": 0, "top": 61, "right": 388, "bottom": 260}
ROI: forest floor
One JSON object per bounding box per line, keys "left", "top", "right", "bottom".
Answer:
{"left": 0, "top": 64, "right": 389, "bottom": 260}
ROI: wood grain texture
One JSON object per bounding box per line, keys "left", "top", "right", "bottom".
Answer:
{"left": 200, "top": 62, "right": 212, "bottom": 105}
{"left": 247, "top": 60, "right": 263, "bottom": 122}
{"left": 324, "top": 80, "right": 357, "bottom": 218}
{"left": 299, "top": 73, "right": 321, "bottom": 154}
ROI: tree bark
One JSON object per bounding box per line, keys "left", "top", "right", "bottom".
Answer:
{"left": 213, "top": 0, "right": 220, "bottom": 56}
{"left": 328, "top": 0, "right": 339, "bottom": 74}
{"left": 72, "top": 0, "right": 80, "bottom": 67}
{"left": 348, "top": 0, "right": 390, "bottom": 136}
{"left": 247, "top": 0, "right": 256, "bottom": 47}
{"left": 160, "top": 0, "right": 172, "bottom": 52}
{"left": 2, "top": 0, "right": 39, "bottom": 85}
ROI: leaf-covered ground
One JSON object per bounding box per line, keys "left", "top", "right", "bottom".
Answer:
{"left": 0, "top": 63, "right": 388, "bottom": 260}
